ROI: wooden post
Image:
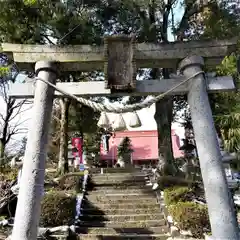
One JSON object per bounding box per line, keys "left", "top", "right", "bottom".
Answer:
{"left": 11, "top": 61, "right": 58, "bottom": 240}
{"left": 179, "top": 56, "right": 239, "bottom": 240}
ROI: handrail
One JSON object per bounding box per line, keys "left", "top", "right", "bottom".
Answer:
{"left": 75, "top": 170, "right": 89, "bottom": 223}
{"left": 142, "top": 167, "right": 171, "bottom": 228}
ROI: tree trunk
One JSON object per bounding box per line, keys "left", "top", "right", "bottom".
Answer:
{"left": 0, "top": 138, "right": 4, "bottom": 167}
{"left": 58, "top": 98, "right": 71, "bottom": 174}
{"left": 150, "top": 67, "right": 176, "bottom": 176}
{"left": 0, "top": 100, "right": 13, "bottom": 167}
{"left": 147, "top": 2, "right": 176, "bottom": 176}
{"left": 154, "top": 97, "right": 176, "bottom": 175}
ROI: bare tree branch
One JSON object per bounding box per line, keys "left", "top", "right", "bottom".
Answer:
{"left": 8, "top": 101, "right": 32, "bottom": 122}
{"left": 0, "top": 59, "right": 32, "bottom": 156}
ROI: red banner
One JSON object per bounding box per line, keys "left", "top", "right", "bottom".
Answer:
{"left": 72, "top": 137, "right": 83, "bottom": 165}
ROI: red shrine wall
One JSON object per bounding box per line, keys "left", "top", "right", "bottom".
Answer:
{"left": 100, "top": 130, "right": 183, "bottom": 163}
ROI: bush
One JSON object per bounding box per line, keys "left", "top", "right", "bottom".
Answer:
{"left": 0, "top": 168, "right": 18, "bottom": 181}
{"left": 164, "top": 187, "right": 193, "bottom": 205}
{"left": 45, "top": 170, "right": 59, "bottom": 181}
{"left": 60, "top": 175, "right": 82, "bottom": 192}
{"left": 57, "top": 172, "right": 86, "bottom": 192}
{"left": 40, "top": 191, "right": 76, "bottom": 227}
{"left": 168, "top": 201, "right": 210, "bottom": 238}
{"left": 157, "top": 176, "right": 193, "bottom": 189}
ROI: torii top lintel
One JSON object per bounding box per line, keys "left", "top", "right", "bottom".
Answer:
{"left": 1, "top": 36, "right": 237, "bottom": 72}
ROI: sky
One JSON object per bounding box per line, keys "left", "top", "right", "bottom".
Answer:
{"left": 0, "top": 73, "right": 32, "bottom": 151}
{"left": 0, "top": 1, "right": 185, "bottom": 152}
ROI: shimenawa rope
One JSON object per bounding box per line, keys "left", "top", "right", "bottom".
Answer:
{"left": 35, "top": 71, "right": 204, "bottom": 113}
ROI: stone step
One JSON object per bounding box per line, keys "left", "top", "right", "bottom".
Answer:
{"left": 81, "top": 207, "right": 161, "bottom": 215}
{"left": 92, "top": 173, "right": 146, "bottom": 177}
{"left": 92, "top": 185, "right": 150, "bottom": 191}
{"left": 87, "top": 194, "right": 156, "bottom": 201}
{"left": 90, "top": 168, "right": 142, "bottom": 174}
{"left": 90, "top": 188, "right": 153, "bottom": 194}
{"left": 85, "top": 197, "right": 157, "bottom": 204}
{"left": 92, "top": 184, "right": 149, "bottom": 190}
{"left": 92, "top": 179, "right": 147, "bottom": 185}
{"left": 77, "top": 233, "right": 168, "bottom": 240}
{"left": 91, "top": 174, "right": 147, "bottom": 179}
{"left": 92, "top": 180, "right": 147, "bottom": 185}
{"left": 80, "top": 213, "right": 164, "bottom": 222}
{"left": 78, "top": 226, "right": 168, "bottom": 235}
{"left": 79, "top": 219, "right": 166, "bottom": 228}
{"left": 83, "top": 202, "right": 159, "bottom": 210}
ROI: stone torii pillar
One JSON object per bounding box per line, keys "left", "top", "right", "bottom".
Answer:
{"left": 179, "top": 56, "right": 239, "bottom": 240}
{"left": 11, "top": 61, "right": 58, "bottom": 240}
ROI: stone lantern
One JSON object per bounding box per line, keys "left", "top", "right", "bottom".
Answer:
{"left": 218, "top": 136, "right": 239, "bottom": 190}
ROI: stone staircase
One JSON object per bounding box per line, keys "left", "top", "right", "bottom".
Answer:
{"left": 78, "top": 169, "right": 169, "bottom": 239}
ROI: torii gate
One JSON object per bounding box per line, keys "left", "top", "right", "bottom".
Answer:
{"left": 2, "top": 36, "right": 239, "bottom": 240}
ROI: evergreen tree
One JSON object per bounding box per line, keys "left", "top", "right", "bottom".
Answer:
{"left": 117, "top": 137, "right": 133, "bottom": 166}
{"left": 117, "top": 137, "right": 133, "bottom": 158}
{"left": 201, "top": 1, "right": 240, "bottom": 154}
